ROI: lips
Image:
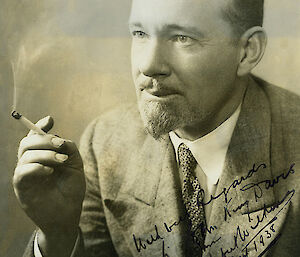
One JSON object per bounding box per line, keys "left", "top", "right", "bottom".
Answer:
{"left": 144, "top": 88, "right": 180, "bottom": 97}
{"left": 140, "top": 79, "right": 181, "bottom": 98}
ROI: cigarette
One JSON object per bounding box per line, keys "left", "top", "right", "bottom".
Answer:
{"left": 11, "top": 111, "right": 47, "bottom": 135}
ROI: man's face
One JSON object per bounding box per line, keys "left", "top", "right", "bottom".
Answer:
{"left": 129, "top": 0, "right": 242, "bottom": 139}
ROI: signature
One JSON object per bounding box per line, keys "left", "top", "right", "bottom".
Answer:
{"left": 220, "top": 189, "right": 295, "bottom": 256}
{"left": 220, "top": 225, "right": 250, "bottom": 257}
{"left": 248, "top": 189, "right": 295, "bottom": 229}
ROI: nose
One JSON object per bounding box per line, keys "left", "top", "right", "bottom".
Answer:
{"left": 138, "top": 39, "right": 171, "bottom": 78}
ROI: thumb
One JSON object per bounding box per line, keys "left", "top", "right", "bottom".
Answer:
{"left": 27, "top": 116, "right": 54, "bottom": 136}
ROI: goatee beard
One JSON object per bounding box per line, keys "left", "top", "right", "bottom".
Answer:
{"left": 138, "top": 100, "right": 194, "bottom": 140}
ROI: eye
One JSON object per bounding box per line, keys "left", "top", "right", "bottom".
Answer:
{"left": 132, "top": 31, "right": 147, "bottom": 39}
{"left": 172, "top": 35, "right": 195, "bottom": 46}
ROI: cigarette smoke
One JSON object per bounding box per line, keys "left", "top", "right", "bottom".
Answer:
{"left": 9, "top": 1, "right": 59, "bottom": 112}
{"left": 11, "top": 42, "right": 54, "bottom": 111}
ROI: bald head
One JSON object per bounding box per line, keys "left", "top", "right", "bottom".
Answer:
{"left": 222, "top": 0, "right": 264, "bottom": 36}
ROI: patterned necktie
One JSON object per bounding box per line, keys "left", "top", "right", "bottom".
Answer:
{"left": 178, "top": 143, "right": 207, "bottom": 256}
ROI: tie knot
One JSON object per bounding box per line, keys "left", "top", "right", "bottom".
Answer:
{"left": 178, "top": 143, "right": 197, "bottom": 171}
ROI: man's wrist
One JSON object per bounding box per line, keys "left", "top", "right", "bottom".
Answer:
{"left": 37, "top": 227, "right": 79, "bottom": 257}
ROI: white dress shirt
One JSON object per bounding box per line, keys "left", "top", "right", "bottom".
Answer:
{"left": 35, "top": 105, "right": 241, "bottom": 256}
{"left": 169, "top": 105, "right": 241, "bottom": 223}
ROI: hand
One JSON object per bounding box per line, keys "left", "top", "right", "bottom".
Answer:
{"left": 13, "top": 116, "right": 86, "bottom": 256}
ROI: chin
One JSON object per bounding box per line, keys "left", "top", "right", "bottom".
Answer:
{"left": 138, "top": 98, "right": 200, "bottom": 140}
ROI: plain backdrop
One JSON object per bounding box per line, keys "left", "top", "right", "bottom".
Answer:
{"left": 0, "top": 0, "right": 299, "bottom": 256}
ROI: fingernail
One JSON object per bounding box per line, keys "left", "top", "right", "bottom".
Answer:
{"left": 44, "top": 166, "right": 54, "bottom": 174}
{"left": 51, "top": 137, "right": 65, "bottom": 148}
{"left": 55, "top": 153, "right": 68, "bottom": 162}
{"left": 36, "top": 116, "right": 49, "bottom": 126}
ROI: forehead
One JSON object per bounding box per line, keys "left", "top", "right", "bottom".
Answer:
{"left": 129, "top": 0, "right": 230, "bottom": 34}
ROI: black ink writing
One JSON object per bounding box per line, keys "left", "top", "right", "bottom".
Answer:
{"left": 198, "top": 163, "right": 267, "bottom": 207}
{"left": 249, "top": 189, "right": 295, "bottom": 230}
{"left": 133, "top": 225, "right": 163, "bottom": 252}
{"left": 241, "top": 164, "right": 295, "bottom": 193}
{"left": 220, "top": 226, "right": 250, "bottom": 257}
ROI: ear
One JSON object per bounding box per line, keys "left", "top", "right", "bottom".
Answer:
{"left": 237, "top": 26, "right": 267, "bottom": 77}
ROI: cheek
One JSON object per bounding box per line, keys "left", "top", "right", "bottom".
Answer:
{"left": 172, "top": 47, "right": 238, "bottom": 105}
{"left": 175, "top": 47, "right": 238, "bottom": 86}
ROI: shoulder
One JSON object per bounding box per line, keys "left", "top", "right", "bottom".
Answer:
{"left": 252, "top": 76, "right": 300, "bottom": 165}
{"left": 254, "top": 77, "right": 300, "bottom": 116}
{"left": 253, "top": 76, "right": 300, "bottom": 122}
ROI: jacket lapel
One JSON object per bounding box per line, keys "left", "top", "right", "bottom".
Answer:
{"left": 107, "top": 133, "right": 186, "bottom": 257}
{"left": 204, "top": 77, "right": 290, "bottom": 256}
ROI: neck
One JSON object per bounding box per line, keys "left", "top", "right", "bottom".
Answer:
{"left": 175, "top": 76, "right": 248, "bottom": 141}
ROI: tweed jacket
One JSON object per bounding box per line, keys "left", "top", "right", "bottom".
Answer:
{"left": 24, "top": 76, "right": 300, "bottom": 257}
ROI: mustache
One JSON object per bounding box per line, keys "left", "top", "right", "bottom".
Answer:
{"left": 139, "top": 78, "right": 182, "bottom": 95}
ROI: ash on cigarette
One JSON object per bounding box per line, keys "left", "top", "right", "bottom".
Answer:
{"left": 11, "top": 111, "right": 22, "bottom": 120}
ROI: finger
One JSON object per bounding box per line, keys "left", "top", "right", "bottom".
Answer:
{"left": 18, "top": 150, "right": 68, "bottom": 166}
{"left": 60, "top": 139, "right": 81, "bottom": 157}
{"left": 13, "top": 163, "right": 54, "bottom": 191}
{"left": 59, "top": 140, "right": 83, "bottom": 170}
{"left": 28, "top": 116, "right": 54, "bottom": 136}
{"left": 18, "top": 134, "right": 66, "bottom": 159}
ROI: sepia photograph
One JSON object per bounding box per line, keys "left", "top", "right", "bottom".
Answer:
{"left": 1, "top": 0, "right": 300, "bottom": 256}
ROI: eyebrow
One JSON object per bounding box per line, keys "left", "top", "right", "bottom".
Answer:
{"left": 128, "top": 22, "right": 206, "bottom": 38}
{"left": 163, "top": 24, "right": 205, "bottom": 37}
{"left": 128, "top": 21, "right": 142, "bottom": 28}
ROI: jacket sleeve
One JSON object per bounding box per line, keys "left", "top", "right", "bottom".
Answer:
{"left": 78, "top": 118, "right": 119, "bottom": 257}
{"left": 22, "top": 232, "right": 35, "bottom": 257}
{"left": 22, "top": 228, "right": 85, "bottom": 257}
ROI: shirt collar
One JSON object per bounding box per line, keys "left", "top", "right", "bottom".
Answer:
{"left": 169, "top": 104, "right": 241, "bottom": 185}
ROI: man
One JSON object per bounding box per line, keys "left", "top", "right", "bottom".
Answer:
{"left": 14, "top": 0, "right": 300, "bottom": 256}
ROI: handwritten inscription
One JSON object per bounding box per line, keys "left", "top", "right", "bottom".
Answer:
{"left": 248, "top": 189, "right": 294, "bottom": 230}
{"left": 220, "top": 225, "right": 250, "bottom": 257}
{"left": 197, "top": 163, "right": 267, "bottom": 207}
{"left": 221, "top": 189, "right": 294, "bottom": 256}
{"left": 132, "top": 163, "right": 296, "bottom": 256}
{"left": 133, "top": 213, "right": 219, "bottom": 256}
{"left": 133, "top": 225, "right": 163, "bottom": 252}
{"left": 241, "top": 163, "right": 295, "bottom": 200}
